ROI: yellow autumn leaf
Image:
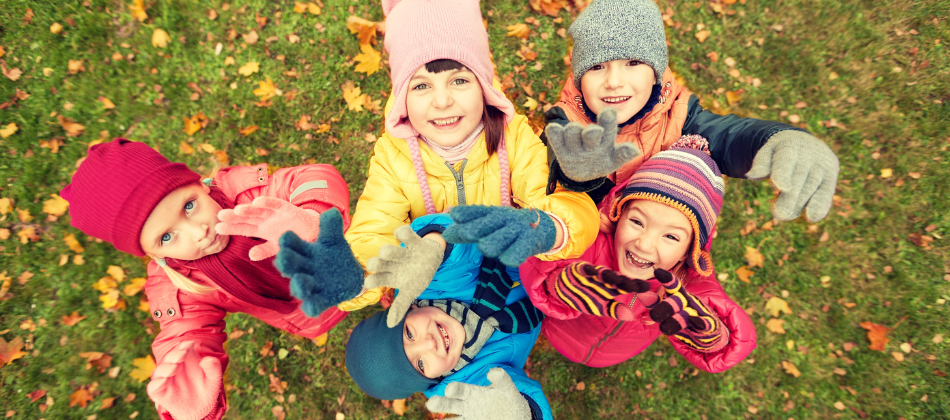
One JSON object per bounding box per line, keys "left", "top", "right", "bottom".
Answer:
{"left": 735, "top": 266, "right": 754, "bottom": 283}
{"left": 353, "top": 44, "right": 381, "bottom": 76}
{"left": 341, "top": 81, "right": 365, "bottom": 112}
{"left": 765, "top": 297, "right": 793, "bottom": 317}
{"left": 507, "top": 23, "right": 531, "bottom": 39}
{"left": 781, "top": 360, "right": 801, "bottom": 378}
{"left": 179, "top": 141, "right": 195, "bottom": 154}
{"left": 152, "top": 29, "right": 171, "bottom": 48}
{"left": 64, "top": 233, "right": 84, "bottom": 253}
{"left": 17, "top": 208, "right": 32, "bottom": 222}
{"left": 100, "top": 289, "right": 125, "bottom": 310}
{"left": 183, "top": 114, "right": 203, "bottom": 136}
{"left": 308, "top": 2, "right": 321, "bottom": 15}
{"left": 17, "top": 226, "right": 38, "bottom": 244}
{"left": 57, "top": 115, "right": 85, "bottom": 137}
{"left": 129, "top": 0, "right": 148, "bottom": 22}
{"left": 346, "top": 16, "right": 378, "bottom": 46}
{"left": 238, "top": 125, "right": 259, "bottom": 136}
{"left": 42, "top": 194, "right": 69, "bottom": 216}
{"left": 0, "top": 197, "right": 11, "bottom": 215}
{"left": 766, "top": 318, "right": 786, "bottom": 334}
{"left": 312, "top": 332, "right": 328, "bottom": 347}
{"left": 92, "top": 276, "right": 118, "bottom": 293}
{"left": 124, "top": 277, "right": 147, "bottom": 296}
{"left": 294, "top": 2, "right": 308, "bottom": 13}
{"left": 316, "top": 123, "right": 331, "bottom": 133}
{"left": 880, "top": 168, "right": 893, "bottom": 178}
{"left": 138, "top": 298, "right": 150, "bottom": 312}
{"left": 107, "top": 265, "right": 126, "bottom": 283}
{"left": 50, "top": 22, "right": 64, "bottom": 34}
{"left": 725, "top": 90, "right": 741, "bottom": 106}
{"left": 744, "top": 246, "right": 764, "bottom": 268}
{"left": 97, "top": 96, "right": 116, "bottom": 109}
{"left": 0, "top": 123, "right": 18, "bottom": 139}
{"left": 523, "top": 97, "right": 539, "bottom": 112}
{"left": 238, "top": 61, "right": 260, "bottom": 76}
{"left": 253, "top": 77, "right": 281, "bottom": 101}
{"left": 129, "top": 355, "right": 156, "bottom": 383}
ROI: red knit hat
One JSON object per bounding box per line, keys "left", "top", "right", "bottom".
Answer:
{"left": 61, "top": 139, "right": 201, "bottom": 256}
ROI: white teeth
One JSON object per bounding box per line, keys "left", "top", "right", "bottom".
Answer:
{"left": 626, "top": 251, "right": 653, "bottom": 266}
{"left": 603, "top": 97, "right": 630, "bottom": 103}
{"left": 432, "top": 117, "right": 461, "bottom": 126}
{"left": 438, "top": 324, "right": 449, "bottom": 351}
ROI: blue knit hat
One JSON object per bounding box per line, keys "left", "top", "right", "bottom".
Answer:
{"left": 345, "top": 309, "right": 439, "bottom": 399}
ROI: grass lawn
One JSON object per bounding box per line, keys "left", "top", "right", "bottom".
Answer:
{"left": 1, "top": 0, "right": 948, "bottom": 418}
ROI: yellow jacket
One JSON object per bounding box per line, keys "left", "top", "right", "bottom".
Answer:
{"left": 343, "top": 114, "right": 599, "bottom": 310}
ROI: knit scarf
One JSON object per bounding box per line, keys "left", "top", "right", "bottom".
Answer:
{"left": 414, "top": 258, "right": 545, "bottom": 375}
{"left": 420, "top": 122, "right": 484, "bottom": 165}
{"left": 165, "top": 187, "right": 298, "bottom": 314}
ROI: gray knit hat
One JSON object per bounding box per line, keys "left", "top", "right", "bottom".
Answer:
{"left": 568, "top": 0, "right": 669, "bottom": 89}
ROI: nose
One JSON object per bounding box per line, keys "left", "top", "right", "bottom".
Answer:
{"left": 605, "top": 65, "right": 624, "bottom": 90}
{"left": 633, "top": 232, "right": 657, "bottom": 254}
{"left": 185, "top": 222, "right": 210, "bottom": 243}
{"left": 432, "top": 86, "right": 453, "bottom": 109}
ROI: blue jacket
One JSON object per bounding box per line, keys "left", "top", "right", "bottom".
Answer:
{"left": 409, "top": 214, "right": 552, "bottom": 420}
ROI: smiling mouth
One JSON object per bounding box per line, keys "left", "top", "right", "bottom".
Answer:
{"left": 431, "top": 116, "right": 461, "bottom": 126}
{"left": 626, "top": 250, "right": 654, "bottom": 270}
{"left": 602, "top": 96, "right": 631, "bottom": 104}
{"left": 437, "top": 322, "right": 450, "bottom": 352}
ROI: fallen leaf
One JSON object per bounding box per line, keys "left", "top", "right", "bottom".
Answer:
{"left": 18, "top": 208, "right": 32, "bottom": 222}
{"left": 67, "top": 59, "right": 85, "bottom": 75}
{"left": 353, "top": 44, "right": 381, "bottom": 76}
{"left": 100, "top": 289, "right": 126, "bottom": 311}
{"left": 392, "top": 399, "right": 407, "bottom": 416}
{"left": 97, "top": 96, "right": 116, "bottom": 110}
{"left": 0, "top": 337, "right": 27, "bottom": 365}
{"left": 744, "top": 246, "right": 764, "bottom": 268}
{"left": 50, "top": 22, "right": 64, "bottom": 34}
{"left": 364, "top": 133, "right": 377, "bottom": 143}
{"left": 880, "top": 168, "right": 893, "bottom": 178}
{"left": 129, "top": 355, "right": 155, "bottom": 383}
{"left": 69, "top": 388, "right": 93, "bottom": 408}
{"left": 899, "top": 342, "right": 912, "bottom": 353}
{"left": 891, "top": 351, "right": 904, "bottom": 362}
{"left": 179, "top": 141, "right": 195, "bottom": 154}
{"left": 100, "top": 396, "right": 116, "bottom": 409}
{"left": 61, "top": 311, "right": 86, "bottom": 326}
{"left": 907, "top": 233, "right": 934, "bottom": 248}
{"left": 27, "top": 389, "right": 46, "bottom": 403}
{"left": 529, "top": 0, "right": 568, "bottom": 17}
{"left": 342, "top": 81, "right": 365, "bottom": 112}
{"left": 63, "top": 233, "right": 84, "bottom": 253}
{"left": 766, "top": 318, "right": 786, "bottom": 334}
{"left": 833, "top": 401, "right": 845, "bottom": 411}
{"left": 253, "top": 77, "right": 280, "bottom": 101}
{"left": 238, "top": 125, "right": 259, "bottom": 136}
{"left": 107, "top": 265, "right": 125, "bottom": 283}
{"left": 346, "top": 16, "right": 378, "bottom": 46}
{"left": 833, "top": 368, "right": 847, "bottom": 376}
{"left": 0, "top": 123, "right": 18, "bottom": 139}
{"left": 42, "top": 194, "right": 69, "bottom": 216}
{"left": 765, "top": 297, "right": 793, "bottom": 317}
{"left": 57, "top": 115, "right": 85, "bottom": 137}
{"left": 933, "top": 334, "right": 944, "bottom": 344}
{"left": 1, "top": 61, "right": 22, "bottom": 81}
{"left": 152, "top": 29, "right": 171, "bottom": 48}
{"left": 79, "top": 351, "right": 113, "bottom": 373}
{"left": 242, "top": 30, "right": 259, "bottom": 45}
{"left": 725, "top": 90, "right": 741, "bottom": 106}
{"left": 238, "top": 61, "right": 260, "bottom": 76}
{"left": 124, "top": 278, "right": 146, "bottom": 296}
{"left": 860, "top": 321, "right": 891, "bottom": 351}
{"left": 260, "top": 341, "right": 274, "bottom": 358}
{"left": 781, "top": 360, "right": 800, "bottom": 378}
{"left": 308, "top": 3, "right": 321, "bottom": 15}
{"left": 507, "top": 23, "right": 531, "bottom": 39}
{"left": 129, "top": 0, "right": 148, "bottom": 22}
{"left": 695, "top": 30, "right": 711, "bottom": 43}
{"left": 17, "top": 271, "right": 33, "bottom": 285}
{"left": 17, "top": 226, "right": 39, "bottom": 244}
{"left": 735, "top": 266, "right": 754, "bottom": 283}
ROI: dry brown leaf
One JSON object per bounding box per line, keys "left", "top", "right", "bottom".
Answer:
{"left": 860, "top": 321, "right": 891, "bottom": 351}
{"left": 529, "top": 0, "right": 569, "bottom": 17}
{"left": 695, "top": 30, "right": 711, "bottom": 43}
{"left": 242, "top": 30, "right": 259, "bottom": 45}
{"left": 1, "top": 60, "right": 22, "bottom": 81}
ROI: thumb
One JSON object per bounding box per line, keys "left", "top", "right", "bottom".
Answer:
{"left": 248, "top": 242, "right": 279, "bottom": 261}
{"left": 486, "top": 368, "right": 517, "bottom": 392}
{"left": 745, "top": 141, "right": 777, "bottom": 180}
{"left": 198, "top": 357, "right": 223, "bottom": 383}
{"left": 611, "top": 142, "right": 641, "bottom": 165}
{"left": 386, "top": 297, "right": 411, "bottom": 328}
{"left": 317, "top": 208, "right": 345, "bottom": 246}
{"left": 393, "top": 225, "right": 424, "bottom": 247}
{"left": 608, "top": 301, "right": 635, "bottom": 322}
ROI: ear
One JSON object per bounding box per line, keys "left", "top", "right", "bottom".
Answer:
{"left": 200, "top": 182, "right": 211, "bottom": 194}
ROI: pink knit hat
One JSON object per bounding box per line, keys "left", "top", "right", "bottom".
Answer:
{"left": 60, "top": 139, "right": 201, "bottom": 257}
{"left": 382, "top": 0, "right": 515, "bottom": 139}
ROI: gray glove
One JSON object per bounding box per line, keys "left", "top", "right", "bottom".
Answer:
{"left": 546, "top": 107, "right": 641, "bottom": 182}
{"left": 365, "top": 225, "right": 444, "bottom": 328}
{"left": 425, "top": 368, "right": 532, "bottom": 420}
{"left": 746, "top": 130, "right": 840, "bottom": 222}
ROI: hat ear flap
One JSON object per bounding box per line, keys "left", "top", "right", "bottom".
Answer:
{"left": 690, "top": 249, "right": 714, "bottom": 278}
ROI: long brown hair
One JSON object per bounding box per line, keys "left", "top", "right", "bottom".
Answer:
{"left": 424, "top": 59, "right": 506, "bottom": 156}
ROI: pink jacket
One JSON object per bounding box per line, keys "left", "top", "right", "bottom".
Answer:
{"left": 144, "top": 164, "right": 351, "bottom": 420}
{"left": 520, "top": 231, "right": 756, "bottom": 371}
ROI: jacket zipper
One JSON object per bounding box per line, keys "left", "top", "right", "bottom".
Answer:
{"left": 444, "top": 159, "right": 468, "bottom": 206}
{"left": 582, "top": 293, "right": 639, "bottom": 364}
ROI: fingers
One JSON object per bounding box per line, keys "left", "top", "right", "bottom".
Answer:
{"left": 393, "top": 225, "right": 424, "bottom": 247}
{"left": 289, "top": 273, "right": 322, "bottom": 301}
{"left": 607, "top": 301, "right": 635, "bottom": 322}
{"left": 804, "top": 173, "right": 837, "bottom": 222}
{"left": 562, "top": 123, "right": 584, "bottom": 154}
{"left": 658, "top": 310, "right": 691, "bottom": 335}
{"left": 446, "top": 212, "right": 509, "bottom": 243}
{"left": 596, "top": 107, "right": 618, "bottom": 134}
{"left": 443, "top": 379, "right": 478, "bottom": 400}
{"left": 377, "top": 243, "right": 413, "bottom": 263}
{"left": 363, "top": 271, "right": 395, "bottom": 289}
{"left": 498, "top": 239, "right": 532, "bottom": 267}
{"left": 544, "top": 123, "right": 566, "bottom": 150}
{"left": 317, "top": 208, "right": 346, "bottom": 246}
{"left": 486, "top": 367, "right": 517, "bottom": 392}
{"left": 448, "top": 205, "right": 495, "bottom": 224}
{"left": 580, "top": 123, "right": 604, "bottom": 151}
{"left": 233, "top": 203, "right": 272, "bottom": 218}
{"left": 775, "top": 169, "right": 822, "bottom": 221}
{"left": 425, "top": 396, "right": 466, "bottom": 415}
{"left": 218, "top": 208, "right": 264, "bottom": 224}
{"left": 214, "top": 221, "right": 258, "bottom": 238}
{"left": 475, "top": 224, "right": 520, "bottom": 259}
{"left": 611, "top": 142, "right": 641, "bottom": 165}
{"left": 198, "top": 357, "right": 223, "bottom": 379}
{"left": 248, "top": 242, "right": 280, "bottom": 261}
{"left": 275, "top": 243, "right": 316, "bottom": 277}
{"left": 637, "top": 291, "right": 660, "bottom": 308}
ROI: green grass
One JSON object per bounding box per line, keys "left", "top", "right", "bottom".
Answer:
{"left": 1, "top": 0, "right": 948, "bottom": 419}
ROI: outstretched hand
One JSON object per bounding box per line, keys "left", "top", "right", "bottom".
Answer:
{"left": 275, "top": 208, "right": 364, "bottom": 317}
{"left": 639, "top": 269, "right": 730, "bottom": 353}
{"left": 546, "top": 107, "right": 640, "bottom": 182}
{"left": 216, "top": 196, "right": 323, "bottom": 261}
{"left": 554, "top": 262, "right": 651, "bottom": 321}
{"left": 425, "top": 368, "right": 533, "bottom": 420}
{"left": 365, "top": 226, "right": 445, "bottom": 327}
{"left": 442, "top": 205, "right": 558, "bottom": 267}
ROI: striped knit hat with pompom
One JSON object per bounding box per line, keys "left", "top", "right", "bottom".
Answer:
{"left": 607, "top": 135, "right": 724, "bottom": 276}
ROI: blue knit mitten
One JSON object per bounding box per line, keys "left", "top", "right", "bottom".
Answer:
{"left": 275, "top": 208, "right": 364, "bottom": 317}
{"left": 443, "top": 205, "right": 557, "bottom": 266}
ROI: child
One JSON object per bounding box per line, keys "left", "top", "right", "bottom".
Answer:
{"left": 310, "top": 0, "right": 600, "bottom": 317}
{"left": 542, "top": 0, "right": 839, "bottom": 222}
{"left": 61, "top": 139, "right": 357, "bottom": 420}
{"left": 278, "top": 212, "right": 552, "bottom": 420}
{"left": 520, "top": 136, "right": 756, "bottom": 371}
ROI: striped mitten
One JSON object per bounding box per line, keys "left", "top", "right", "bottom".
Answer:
{"left": 642, "top": 269, "right": 729, "bottom": 353}
{"left": 554, "top": 262, "right": 650, "bottom": 321}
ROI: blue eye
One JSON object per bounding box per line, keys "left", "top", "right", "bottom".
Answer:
{"left": 665, "top": 234, "right": 679, "bottom": 241}
{"left": 406, "top": 326, "right": 414, "bottom": 341}
{"left": 161, "top": 233, "right": 172, "bottom": 244}
{"left": 184, "top": 200, "right": 195, "bottom": 212}
{"left": 417, "top": 359, "right": 425, "bottom": 373}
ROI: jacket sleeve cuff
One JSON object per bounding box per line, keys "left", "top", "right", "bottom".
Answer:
{"left": 521, "top": 393, "right": 543, "bottom": 420}
{"left": 540, "top": 212, "right": 568, "bottom": 256}
{"left": 336, "top": 286, "right": 386, "bottom": 312}
{"left": 413, "top": 223, "right": 455, "bottom": 264}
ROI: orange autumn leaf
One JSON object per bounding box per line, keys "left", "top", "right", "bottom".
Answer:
{"left": 27, "top": 389, "right": 46, "bottom": 403}
{"left": 129, "top": 355, "right": 155, "bottom": 383}
{"left": 61, "top": 311, "right": 87, "bottom": 326}
{"left": 1, "top": 123, "right": 19, "bottom": 138}
{"left": 69, "top": 388, "right": 94, "bottom": 408}
{"left": 0, "top": 336, "right": 28, "bottom": 366}
{"left": 57, "top": 115, "right": 85, "bottom": 137}
{"left": 124, "top": 277, "right": 147, "bottom": 296}
{"left": 238, "top": 125, "right": 259, "bottom": 136}
{"left": 860, "top": 321, "right": 891, "bottom": 351}
{"left": 393, "top": 398, "right": 407, "bottom": 416}
{"left": 253, "top": 77, "right": 281, "bottom": 101}
{"left": 129, "top": 0, "right": 148, "bottom": 22}
{"left": 353, "top": 44, "right": 381, "bottom": 76}
{"left": 507, "top": 23, "right": 531, "bottom": 39}
{"left": 744, "top": 246, "right": 764, "bottom": 268}
{"left": 781, "top": 360, "right": 801, "bottom": 378}
{"left": 179, "top": 141, "right": 195, "bottom": 154}
{"left": 725, "top": 90, "right": 741, "bottom": 106}
{"left": 183, "top": 112, "right": 209, "bottom": 135}
{"left": 100, "top": 396, "right": 117, "bottom": 409}
{"left": 735, "top": 266, "right": 754, "bottom": 283}
{"left": 97, "top": 96, "right": 116, "bottom": 109}
{"left": 78, "top": 351, "right": 113, "bottom": 373}
{"left": 260, "top": 341, "right": 274, "bottom": 358}
{"left": 346, "top": 16, "right": 378, "bottom": 46}
{"left": 64, "top": 233, "right": 84, "bottom": 253}
{"left": 529, "top": 0, "right": 569, "bottom": 17}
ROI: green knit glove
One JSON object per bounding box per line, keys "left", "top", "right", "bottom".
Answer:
{"left": 425, "top": 368, "right": 532, "bottom": 420}
{"left": 746, "top": 131, "right": 839, "bottom": 222}
{"left": 545, "top": 107, "right": 641, "bottom": 182}
{"left": 443, "top": 205, "right": 557, "bottom": 267}
{"left": 364, "top": 225, "right": 445, "bottom": 328}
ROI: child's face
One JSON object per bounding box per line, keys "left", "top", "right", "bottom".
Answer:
{"left": 406, "top": 65, "right": 485, "bottom": 148}
{"left": 139, "top": 183, "right": 229, "bottom": 261}
{"left": 403, "top": 305, "right": 465, "bottom": 379}
{"left": 614, "top": 200, "right": 691, "bottom": 280}
{"left": 580, "top": 60, "right": 656, "bottom": 124}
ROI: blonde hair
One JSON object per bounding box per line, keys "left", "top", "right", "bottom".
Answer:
{"left": 156, "top": 259, "right": 217, "bottom": 294}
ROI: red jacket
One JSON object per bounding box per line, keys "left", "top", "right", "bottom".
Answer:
{"left": 144, "top": 164, "right": 351, "bottom": 420}
{"left": 520, "top": 230, "right": 756, "bottom": 371}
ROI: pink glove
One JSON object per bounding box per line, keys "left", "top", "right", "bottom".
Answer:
{"left": 216, "top": 196, "right": 321, "bottom": 261}
{"left": 147, "top": 342, "right": 225, "bottom": 420}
